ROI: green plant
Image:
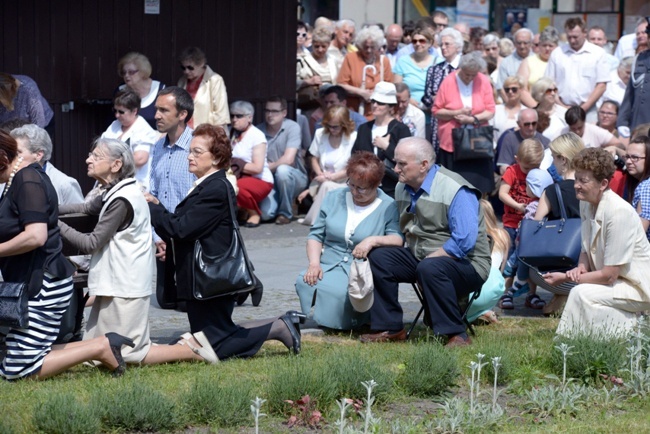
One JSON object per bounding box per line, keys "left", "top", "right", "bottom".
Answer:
{"left": 183, "top": 373, "right": 253, "bottom": 427}
{"left": 250, "top": 396, "right": 266, "bottom": 434}
{"left": 398, "top": 343, "right": 459, "bottom": 397}
{"left": 94, "top": 382, "right": 179, "bottom": 431}
{"left": 524, "top": 383, "right": 588, "bottom": 418}
{"left": 552, "top": 334, "right": 627, "bottom": 384}
{"left": 32, "top": 392, "right": 101, "bottom": 434}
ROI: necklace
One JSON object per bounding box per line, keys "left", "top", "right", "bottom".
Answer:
{"left": 2, "top": 156, "right": 24, "bottom": 198}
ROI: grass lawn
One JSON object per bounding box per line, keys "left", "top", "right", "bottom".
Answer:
{"left": 2, "top": 316, "right": 649, "bottom": 433}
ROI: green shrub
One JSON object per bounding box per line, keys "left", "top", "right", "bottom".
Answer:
{"left": 265, "top": 355, "right": 337, "bottom": 414}
{"left": 94, "top": 382, "right": 179, "bottom": 431}
{"left": 321, "top": 346, "right": 397, "bottom": 401}
{"left": 552, "top": 334, "right": 628, "bottom": 383}
{"left": 398, "top": 343, "right": 459, "bottom": 397}
{"left": 183, "top": 372, "right": 253, "bottom": 427}
{"left": 33, "top": 392, "right": 101, "bottom": 434}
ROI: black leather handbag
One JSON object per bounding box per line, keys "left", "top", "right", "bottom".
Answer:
{"left": 0, "top": 282, "right": 29, "bottom": 328}
{"left": 192, "top": 178, "right": 256, "bottom": 300}
{"left": 518, "top": 183, "right": 582, "bottom": 271}
{"left": 452, "top": 123, "right": 494, "bottom": 161}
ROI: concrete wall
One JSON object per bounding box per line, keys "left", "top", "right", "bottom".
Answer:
{"left": 340, "top": 0, "right": 400, "bottom": 28}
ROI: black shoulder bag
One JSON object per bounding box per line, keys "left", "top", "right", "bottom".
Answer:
{"left": 192, "top": 178, "right": 256, "bottom": 300}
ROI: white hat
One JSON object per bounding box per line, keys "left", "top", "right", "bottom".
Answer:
{"left": 370, "top": 81, "right": 397, "bottom": 105}
{"left": 348, "top": 258, "right": 374, "bottom": 312}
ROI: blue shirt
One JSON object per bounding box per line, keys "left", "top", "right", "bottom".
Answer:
{"left": 404, "top": 164, "right": 479, "bottom": 258}
{"left": 149, "top": 126, "right": 196, "bottom": 212}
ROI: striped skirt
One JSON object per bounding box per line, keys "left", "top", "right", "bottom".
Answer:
{"left": 1, "top": 272, "right": 74, "bottom": 380}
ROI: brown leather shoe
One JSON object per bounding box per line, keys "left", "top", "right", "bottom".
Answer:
{"left": 445, "top": 334, "right": 472, "bottom": 348}
{"left": 275, "top": 215, "right": 291, "bottom": 225}
{"left": 359, "top": 329, "right": 407, "bottom": 343}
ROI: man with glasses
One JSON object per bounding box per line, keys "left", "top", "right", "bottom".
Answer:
{"left": 497, "top": 28, "right": 534, "bottom": 101}
{"left": 562, "top": 105, "right": 622, "bottom": 149}
{"left": 545, "top": 17, "right": 610, "bottom": 123}
{"left": 149, "top": 86, "right": 196, "bottom": 309}
{"left": 257, "top": 96, "right": 308, "bottom": 225}
{"left": 497, "top": 108, "right": 550, "bottom": 174}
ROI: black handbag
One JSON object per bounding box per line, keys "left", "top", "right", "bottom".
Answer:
{"left": 452, "top": 123, "right": 494, "bottom": 161}
{"left": 0, "top": 282, "right": 28, "bottom": 328}
{"left": 192, "top": 178, "right": 256, "bottom": 300}
{"left": 518, "top": 183, "right": 582, "bottom": 271}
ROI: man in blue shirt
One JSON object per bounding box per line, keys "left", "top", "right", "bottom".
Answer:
{"left": 149, "top": 86, "right": 196, "bottom": 308}
{"left": 360, "top": 137, "right": 491, "bottom": 347}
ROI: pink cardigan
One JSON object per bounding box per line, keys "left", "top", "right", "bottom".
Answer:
{"left": 432, "top": 71, "right": 495, "bottom": 153}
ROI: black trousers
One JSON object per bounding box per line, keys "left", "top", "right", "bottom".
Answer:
{"left": 367, "top": 246, "right": 485, "bottom": 336}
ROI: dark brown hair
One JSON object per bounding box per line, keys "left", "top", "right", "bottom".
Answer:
{"left": 0, "top": 129, "right": 19, "bottom": 173}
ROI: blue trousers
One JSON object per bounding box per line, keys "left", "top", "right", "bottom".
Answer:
{"left": 260, "top": 164, "right": 308, "bottom": 220}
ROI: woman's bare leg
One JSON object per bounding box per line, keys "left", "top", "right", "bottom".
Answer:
{"left": 35, "top": 336, "right": 117, "bottom": 380}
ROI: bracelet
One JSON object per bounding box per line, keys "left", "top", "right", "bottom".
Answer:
{"left": 472, "top": 115, "right": 480, "bottom": 125}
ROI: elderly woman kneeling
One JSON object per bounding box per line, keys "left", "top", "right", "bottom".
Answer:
{"left": 296, "top": 152, "right": 404, "bottom": 330}
{"left": 544, "top": 147, "right": 650, "bottom": 337}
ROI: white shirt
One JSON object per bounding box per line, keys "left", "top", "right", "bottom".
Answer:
{"left": 544, "top": 41, "right": 610, "bottom": 107}
{"left": 401, "top": 104, "right": 426, "bottom": 138}
{"left": 491, "top": 105, "right": 520, "bottom": 144}
{"left": 308, "top": 129, "right": 356, "bottom": 174}
{"left": 231, "top": 125, "right": 274, "bottom": 184}
{"left": 561, "top": 122, "right": 613, "bottom": 148}
{"left": 599, "top": 69, "right": 627, "bottom": 107}
{"left": 614, "top": 33, "right": 637, "bottom": 59}
{"left": 456, "top": 75, "right": 473, "bottom": 108}
{"left": 102, "top": 116, "right": 159, "bottom": 192}
{"left": 542, "top": 105, "right": 568, "bottom": 142}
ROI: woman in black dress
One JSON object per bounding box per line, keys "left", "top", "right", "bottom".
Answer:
{"left": 146, "top": 124, "right": 304, "bottom": 360}
{"left": 0, "top": 130, "right": 133, "bottom": 380}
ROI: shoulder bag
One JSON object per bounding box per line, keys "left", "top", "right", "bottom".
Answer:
{"left": 192, "top": 178, "right": 256, "bottom": 300}
{"left": 517, "top": 183, "right": 581, "bottom": 271}
{"left": 452, "top": 121, "right": 494, "bottom": 161}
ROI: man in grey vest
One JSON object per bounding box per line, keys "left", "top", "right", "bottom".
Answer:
{"left": 360, "top": 137, "right": 491, "bottom": 347}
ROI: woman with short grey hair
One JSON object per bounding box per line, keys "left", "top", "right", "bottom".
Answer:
{"left": 337, "top": 25, "right": 394, "bottom": 118}
{"left": 518, "top": 26, "right": 560, "bottom": 106}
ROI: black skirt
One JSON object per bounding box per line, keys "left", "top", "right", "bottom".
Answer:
{"left": 437, "top": 150, "right": 495, "bottom": 195}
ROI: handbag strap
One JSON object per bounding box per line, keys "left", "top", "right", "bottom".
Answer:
{"left": 554, "top": 182, "right": 568, "bottom": 221}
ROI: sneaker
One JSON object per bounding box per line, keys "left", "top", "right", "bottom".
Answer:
{"left": 503, "top": 263, "right": 515, "bottom": 277}
{"left": 511, "top": 281, "right": 530, "bottom": 297}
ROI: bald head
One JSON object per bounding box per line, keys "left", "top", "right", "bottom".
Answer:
{"left": 385, "top": 24, "right": 404, "bottom": 53}
{"left": 394, "top": 137, "right": 435, "bottom": 189}
{"left": 517, "top": 108, "right": 539, "bottom": 139}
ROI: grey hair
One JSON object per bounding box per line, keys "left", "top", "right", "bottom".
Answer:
{"left": 439, "top": 27, "right": 464, "bottom": 52}
{"left": 354, "top": 25, "right": 385, "bottom": 50}
{"left": 539, "top": 26, "right": 560, "bottom": 45}
{"left": 517, "top": 108, "right": 539, "bottom": 122}
{"left": 10, "top": 124, "right": 53, "bottom": 162}
{"left": 229, "top": 100, "right": 254, "bottom": 117}
{"left": 482, "top": 33, "right": 499, "bottom": 47}
{"left": 514, "top": 28, "right": 534, "bottom": 40}
{"left": 93, "top": 137, "right": 135, "bottom": 180}
{"left": 398, "top": 137, "right": 435, "bottom": 164}
{"left": 530, "top": 77, "right": 556, "bottom": 102}
{"left": 619, "top": 56, "right": 634, "bottom": 70}
{"left": 458, "top": 51, "right": 486, "bottom": 72}
{"left": 336, "top": 19, "right": 356, "bottom": 30}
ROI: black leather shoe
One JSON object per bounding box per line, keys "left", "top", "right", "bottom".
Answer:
{"left": 280, "top": 311, "right": 306, "bottom": 354}
{"left": 105, "top": 332, "right": 135, "bottom": 377}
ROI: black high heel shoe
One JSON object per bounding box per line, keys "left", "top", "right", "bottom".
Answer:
{"left": 280, "top": 311, "right": 306, "bottom": 355}
{"left": 105, "top": 332, "right": 135, "bottom": 377}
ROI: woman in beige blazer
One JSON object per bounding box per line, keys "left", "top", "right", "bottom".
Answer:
{"left": 544, "top": 148, "right": 650, "bottom": 337}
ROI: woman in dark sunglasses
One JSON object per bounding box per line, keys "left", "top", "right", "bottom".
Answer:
{"left": 177, "top": 46, "right": 230, "bottom": 130}
{"left": 116, "top": 52, "right": 165, "bottom": 129}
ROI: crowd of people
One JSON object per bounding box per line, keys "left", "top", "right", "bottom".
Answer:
{"left": 1, "top": 11, "right": 650, "bottom": 380}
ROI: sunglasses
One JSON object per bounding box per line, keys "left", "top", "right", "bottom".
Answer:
{"left": 297, "top": 32, "right": 307, "bottom": 38}
{"left": 412, "top": 38, "right": 428, "bottom": 45}
{"left": 180, "top": 64, "right": 195, "bottom": 71}
{"left": 504, "top": 87, "right": 519, "bottom": 93}
{"left": 433, "top": 22, "right": 447, "bottom": 29}
{"left": 545, "top": 87, "right": 558, "bottom": 95}
{"left": 121, "top": 69, "right": 139, "bottom": 77}
{"left": 112, "top": 108, "right": 127, "bottom": 115}
{"left": 370, "top": 100, "right": 388, "bottom": 106}
{"left": 522, "top": 121, "right": 538, "bottom": 127}
{"left": 231, "top": 113, "right": 247, "bottom": 119}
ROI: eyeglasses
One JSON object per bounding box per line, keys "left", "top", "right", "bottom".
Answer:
{"left": 346, "top": 179, "right": 369, "bottom": 194}
{"left": 545, "top": 87, "right": 558, "bottom": 95}
{"left": 504, "top": 87, "right": 520, "bottom": 93}
{"left": 325, "top": 124, "right": 342, "bottom": 130}
{"left": 515, "top": 40, "right": 531, "bottom": 46}
{"left": 180, "top": 64, "right": 195, "bottom": 71}
{"left": 231, "top": 113, "right": 248, "bottom": 119}
{"left": 264, "top": 109, "right": 283, "bottom": 114}
{"left": 112, "top": 108, "right": 127, "bottom": 115}
{"left": 522, "top": 121, "right": 538, "bottom": 127}
{"left": 88, "top": 151, "right": 107, "bottom": 161}
{"left": 433, "top": 22, "right": 448, "bottom": 29}
{"left": 598, "top": 111, "right": 616, "bottom": 116}
{"left": 121, "top": 69, "right": 139, "bottom": 76}
{"left": 189, "top": 148, "right": 208, "bottom": 157}
{"left": 412, "top": 38, "right": 428, "bottom": 45}
{"left": 624, "top": 154, "right": 646, "bottom": 162}
{"left": 297, "top": 32, "right": 307, "bottom": 38}
{"left": 370, "top": 100, "right": 387, "bottom": 106}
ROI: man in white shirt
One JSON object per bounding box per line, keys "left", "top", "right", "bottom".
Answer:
{"left": 497, "top": 28, "right": 533, "bottom": 101}
{"left": 395, "top": 83, "right": 425, "bottom": 138}
{"left": 588, "top": 26, "right": 619, "bottom": 71}
{"left": 545, "top": 17, "right": 610, "bottom": 123}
